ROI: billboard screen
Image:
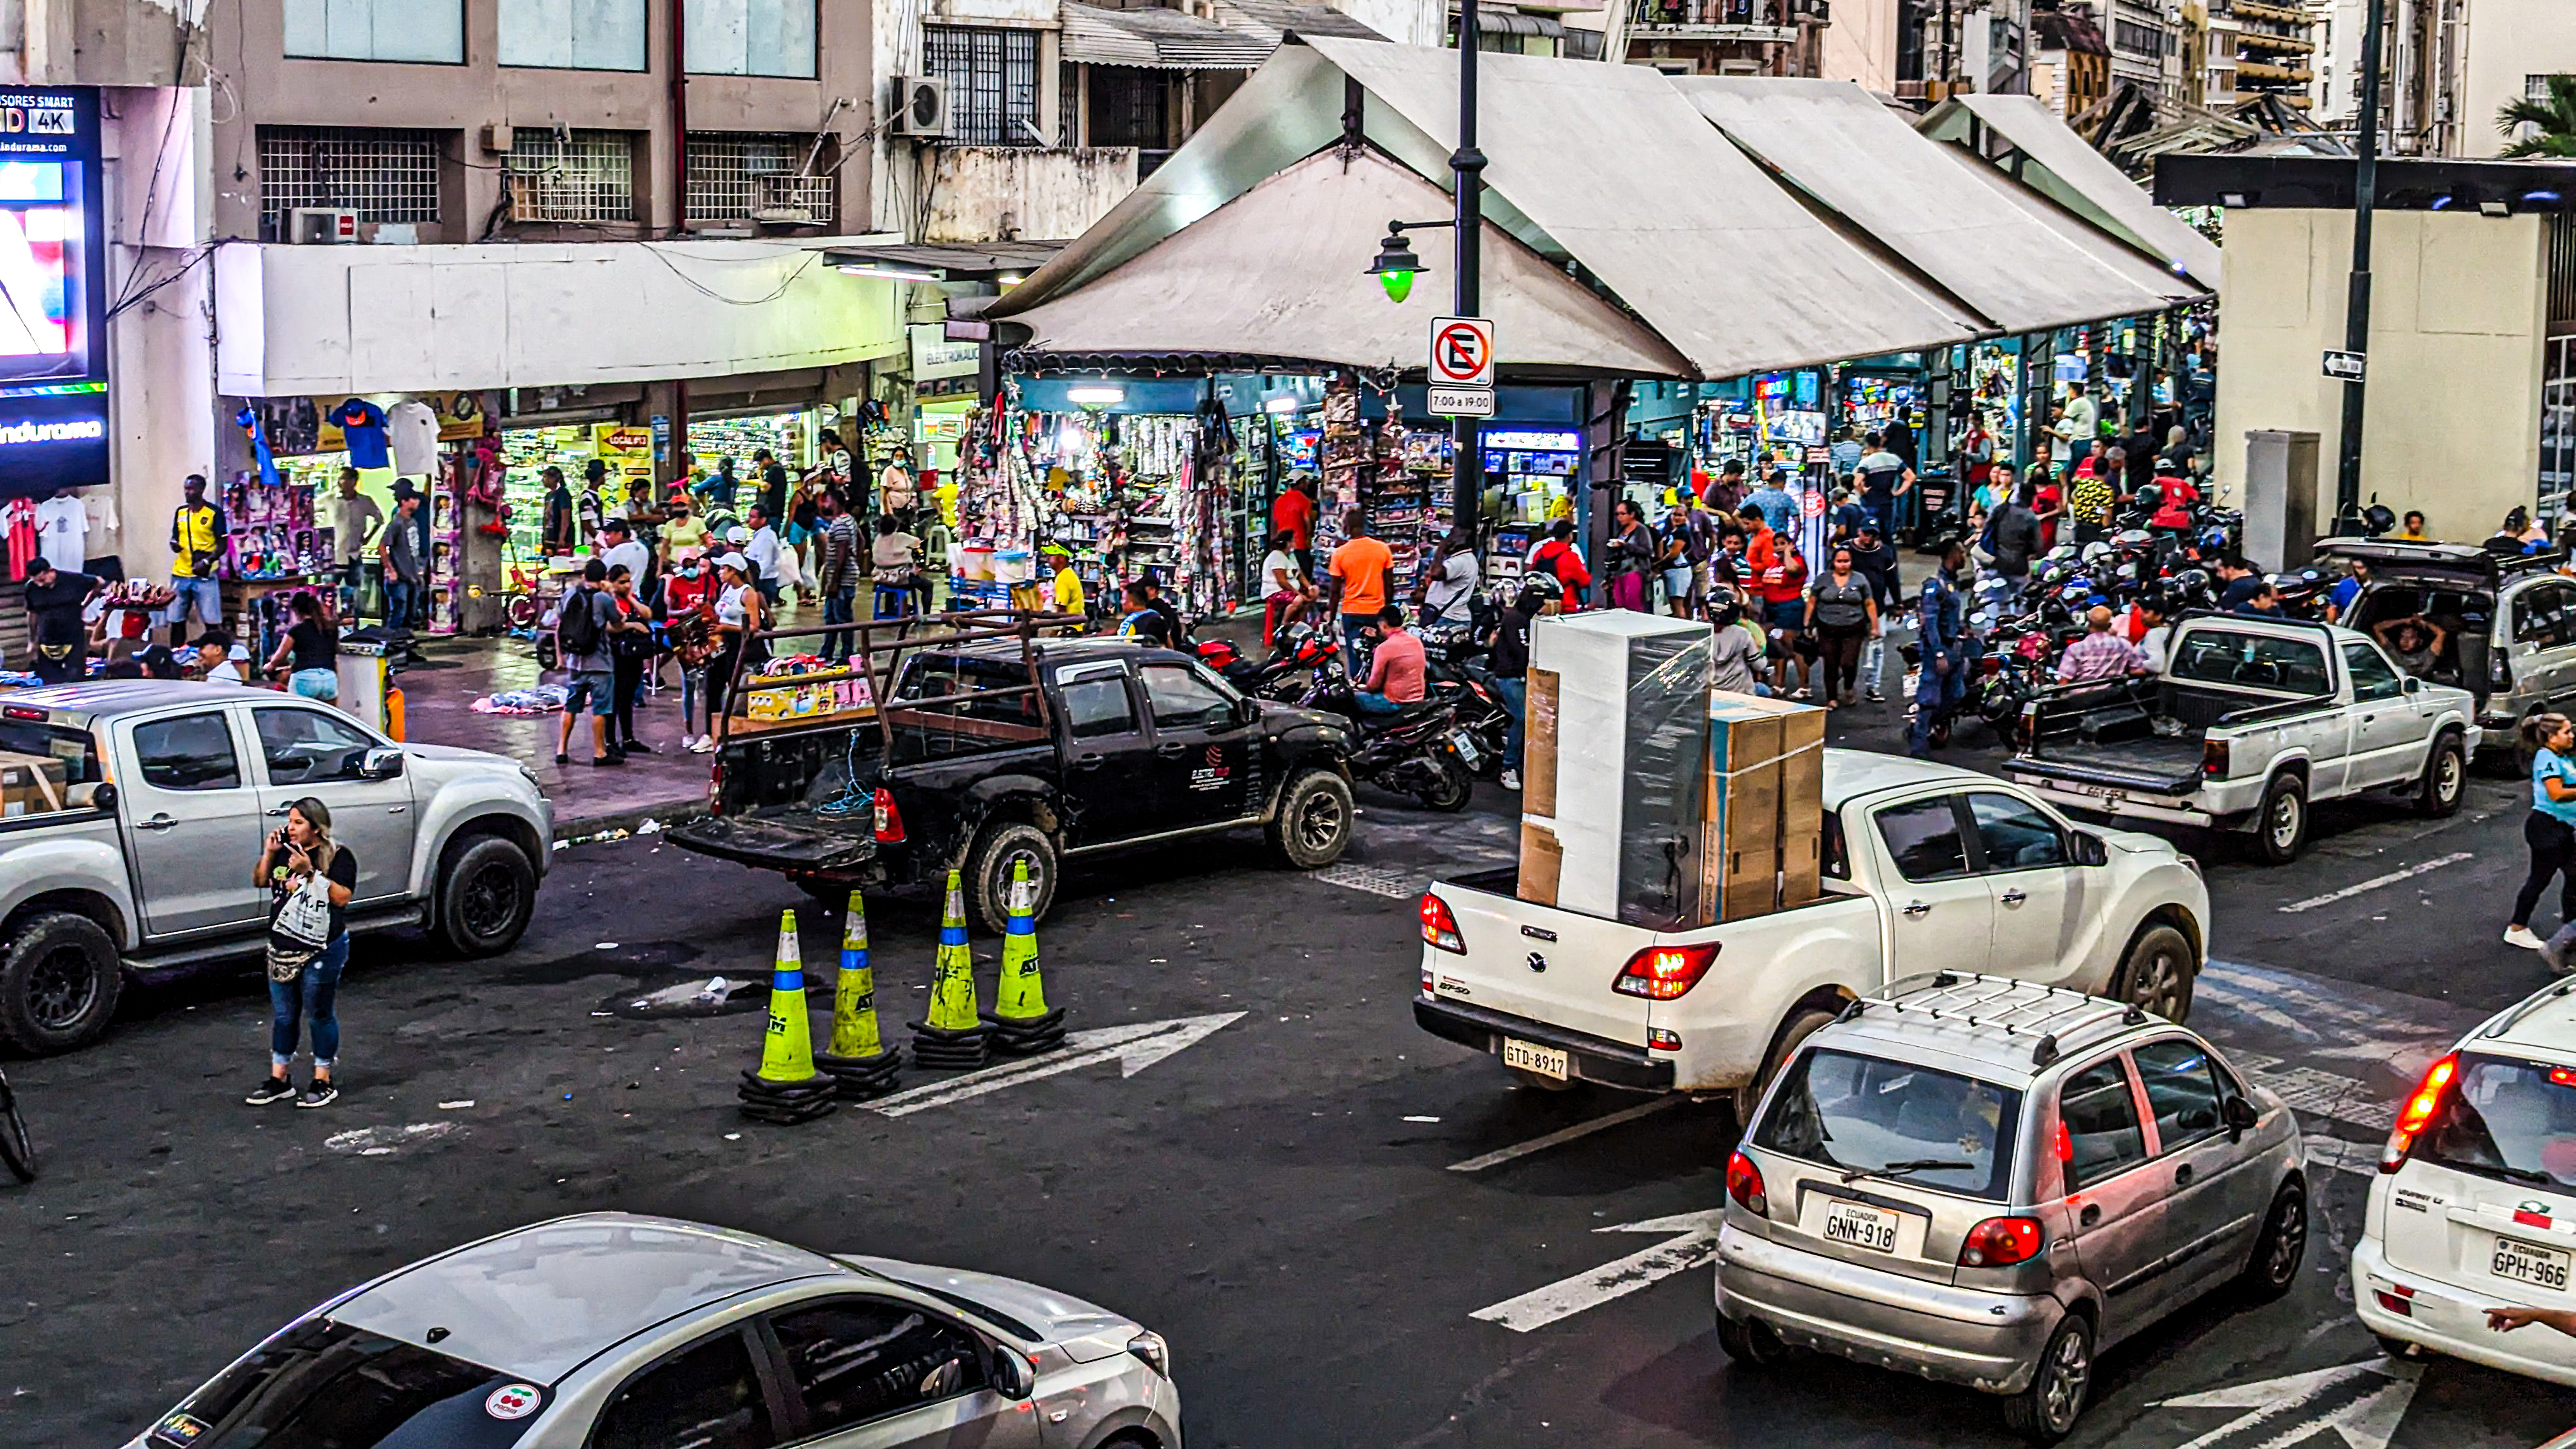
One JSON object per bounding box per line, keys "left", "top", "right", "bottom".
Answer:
{"left": 0, "top": 88, "right": 105, "bottom": 500}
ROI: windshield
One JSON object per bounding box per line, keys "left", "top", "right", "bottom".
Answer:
{"left": 161, "top": 1318, "right": 547, "bottom": 1449}
{"left": 2419, "top": 1052, "right": 2576, "bottom": 1190}
{"left": 1753, "top": 1047, "right": 2024, "bottom": 1201}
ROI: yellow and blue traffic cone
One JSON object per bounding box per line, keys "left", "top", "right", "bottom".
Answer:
{"left": 909, "top": 871, "right": 992, "bottom": 1070}
{"left": 816, "top": 888, "right": 901, "bottom": 1099}
{"left": 982, "top": 859, "right": 1066, "bottom": 1056}
{"left": 737, "top": 910, "right": 838, "bottom": 1123}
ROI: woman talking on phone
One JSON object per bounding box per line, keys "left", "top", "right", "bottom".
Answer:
{"left": 245, "top": 798, "right": 359, "bottom": 1109}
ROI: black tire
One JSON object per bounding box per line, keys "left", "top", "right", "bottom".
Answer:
{"left": 2415, "top": 731, "right": 2467, "bottom": 817}
{"left": 965, "top": 821, "right": 1057, "bottom": 937}
{"left": 2238, "top": 1179, "right": 2308, "bottom": 1302}
{"left": 438, "top": 835, "right": 537, "bottom": 957}
{"left": 2112, "top": 924, "right": 2197, "bottom": 1023}
{"left": 2251, "top": 773, "right": 2309, "bottom": 865}
{"left": 1417, "top": 753, "right": 1474, "bottom": 814}
{"left": 0, "top": 1072, "right": 33, "bottom": 1183}
{"left": 1733, "top": 1005, "right": 1837, "bottom": 1127}
{"left": 1267, "top": 769, "right": 1354, "bottom": 869}
{"left": 1715, "top": 1313, "right": 1794, "bottom": 1368}
{"left": 2001, "top": 1314, "right": 2094, "bottom": 1443}
{"left": 0, "top": 910, "right": 120, "bottom": 1054}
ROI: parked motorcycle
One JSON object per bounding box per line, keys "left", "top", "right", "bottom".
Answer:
{"left": 1306, "top": 684, "right": 1477, "bottom": 812}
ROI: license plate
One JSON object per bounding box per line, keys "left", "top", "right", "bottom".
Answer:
{"left": 1822, "top": 1199, "right": 1901, "bottom": 1253}
{"left": 1452, "top": 730, "right": 1482, "bottom": 769}
{"left": 1501, "top": 1037, "right": 1568, "bottom": 1081}
{"left": 2070, "top": 781, "right": 2126, "bottom": 803}
{"left": 2492, "top": 1236, "right": 2573, "bottom": 1291}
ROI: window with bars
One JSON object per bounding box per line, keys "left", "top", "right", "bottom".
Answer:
{"left": 924, "top": 27, "right": 1042, "bottom": 146}
{"left": 258, "top": 127, "right": 443, "bottom": 236}
{"left": 507, "top": 129, "right": 638, "bottom": 224}
{"left": 685, "top": 133, "right": 837, "bottom": 225}
{"left": 1087, "top": 67, "right": 1168, "bottom": 149}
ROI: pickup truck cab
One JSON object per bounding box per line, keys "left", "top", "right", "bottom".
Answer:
{"left": 670, "top": 638, "right": 1356, "bottom": 934}
{"left": 2008, "top": 616, "right": 2475, "bottom": 863}
{"left": 1415, "top": 751, "right": 2209, "bottom": 1116}
{"left": 0, "top": 681, "right": 551, "bottom": 1054}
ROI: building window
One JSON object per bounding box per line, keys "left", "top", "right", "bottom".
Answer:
{"left": 924, "top": 27, "right": 1042, "bottom": 146}
{"left": 1087, "top": 68, "right": 1167, "bottom": 150}
{"left": 282, "top": 0, "right": 464, "bottom": 64}
{"left": 687, "top": 0, "right": 819, "bottom": 78}
{"left": 506, "top": 129, "right": 638, "bottom": 224}
{"left": 258, "top": 127, "right": 442, "bottom": 236}
{"left": 501, "top": 0, "right": 648, "bottom": 71}
{"left": 685, "top": 133, "right": 837, "bottom": 225}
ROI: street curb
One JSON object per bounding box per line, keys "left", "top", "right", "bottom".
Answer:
{"left": 551, "top": 794, "right": 708, "bottom": 847}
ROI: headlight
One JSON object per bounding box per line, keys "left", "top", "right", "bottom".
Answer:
{"left": 517, "top": 765, "right": 543, "bottom": 789}
{"left": 1126, "top": 1330, "right": 1171, "bottom": 1380}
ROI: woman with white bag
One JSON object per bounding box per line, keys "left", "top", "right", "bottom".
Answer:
{"left": 245, "top": 798, "right": 359, "bottom": 1109}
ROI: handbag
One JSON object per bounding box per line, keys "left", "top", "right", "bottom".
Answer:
{"left": 272, "top": 861, "right": 335, "bottom": 950}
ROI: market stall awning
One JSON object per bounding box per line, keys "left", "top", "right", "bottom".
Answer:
{"left": 1920, "top": 93, "right": 2224, "bottom": 289}
{"left": 1301, "top": 37, "right": 1989, "bottom": 377}
{"left": 993, "top": 145, "right": 1693, "bottom": 378}
{"left": 1678, "top": 77, "right": 2207, "bottom": 335}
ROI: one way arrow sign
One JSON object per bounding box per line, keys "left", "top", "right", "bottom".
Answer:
{"left": 863, "top": 1012, "right": 1244, "bottom": 1119}
{"left": 1470, "top": 1208, "right": 1725, "bottom": 1332}
{"left": 2154, "top": 1357, "right": 2423, "bottom": 1449}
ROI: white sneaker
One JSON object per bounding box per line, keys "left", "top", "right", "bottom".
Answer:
{"left": 2507, "top": 925, "right": 2548, "bottom": 950}
{"left": 687, "top": 735, "right": 713, "bottom": 754}
{"left": 1500, "top": 768, "right": 1521, "bottom": 791}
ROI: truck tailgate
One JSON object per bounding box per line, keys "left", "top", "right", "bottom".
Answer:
{"left": 667, "top": 811, "right": 878, "bottom": 871}
{"left": 1425, "top": 879, "right": 1652, "bottom": 1048}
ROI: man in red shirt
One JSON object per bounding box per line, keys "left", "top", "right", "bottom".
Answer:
{"left": 1354, "top": 606, "right": 1426, "bottom": 717}
{"left": 1272, "top": 478, "right": 1318, "bottom": 577}
{"left": 1528, "top": 518, "right": 1591, "bottom": 609}
{"left": 661, "top": 549, "right": 721, "bottom": 752}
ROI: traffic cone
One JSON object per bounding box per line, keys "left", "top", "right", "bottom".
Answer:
{"left": 816, "top": 888, "right": 900, "bottom": 1100}
{"left": 737, "top": 910, "right": 838, "bottom": 1124}
{"left": 982, "top": 859, "right": 1066, "bottom": 1056}
{"left": 909, "top": 871, "right": 991, "bottom": 1070}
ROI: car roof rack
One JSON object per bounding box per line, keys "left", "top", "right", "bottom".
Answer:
{"left": 1859, "top": 971, "right": 2145, "bottom": 1068}
{"left": 2479, "top": 979, "right": 2576, "bottom": 1041}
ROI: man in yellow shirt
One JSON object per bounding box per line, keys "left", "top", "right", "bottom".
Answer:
{"left": 167, "top": 473, "right": 228, "bottom": 646}
{"left": 1045, "top": 544, "right": 1086, "bottom": 624}
{"left": 2391, "top": 509, "right": 2433, "bottom": 543}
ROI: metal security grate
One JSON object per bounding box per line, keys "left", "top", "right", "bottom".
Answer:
{"left": 924, "top": 26, "right": 1041, "bottom": 146}
{"left": 685, "top": 132, "right": 837, "bottom": 224}
{"left": 258, "top": 126, "right": 442, "bottom": 234}
{"left": 508, "top": 128, "right": 638, "bottom": 224}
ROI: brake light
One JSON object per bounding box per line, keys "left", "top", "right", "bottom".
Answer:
{"left": 2055, "top": 1121, "right": 2073, "bottom": 1162}
{"left": 1420, "top": 893, "right": 1465, "bottom": 954}
{"left": 2374, "top": 1290, "right": 2415, "bottom": 1317}
{"left": 1648, "top": 1027, "right": 1682, "bottom": 1050}
{"left": 1726, "top": 1149, "right": 1768, "bottom": 1217}
{"left": 873, "top": 788, "right": 907, "bottom": 844}
{"left": 1, "top": 705, "right": 42, "bottom": 721}
{"left": 2381, "top": 1052, "right": 2457, "bottom": 1172}
{"left": 1959, "top": 1216, "right": 2045, "bottom": 1268}
{"left": 2202, "top": 740, "right": 2231, "bottom": 777}
{"left": 2551, "top": 1068, "right": 2576, "bottom": 1087}
{"left": 1613, "top": 943, "right": 1721, "bottom": 999}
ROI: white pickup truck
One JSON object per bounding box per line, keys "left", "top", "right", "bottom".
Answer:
{"left": 1414, "top": 751, "right": 2210, "bottom": 1114}
{"left": 0, "top": 681, "right": 551, "bottom": 1053}
{"left": 2007, "top": 616, "right": 2476, "bottom": 863}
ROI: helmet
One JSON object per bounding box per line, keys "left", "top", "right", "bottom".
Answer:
{"left": 2199, "top": 526, "right": 2230, "bottom": 550}
{"left": 1519, "top": 571, "right": 1565, "bottom": 602}
{"left": 2113, "top": 528, "right": 2153, "bottom": 550}
{"left": 2058, "top": 581, "right": 2092, "bottom": 605}
{"left": 2080, "top": 540, "right": 2113, "bottom": 565}
{"left": 2046, "top": 544, "right": 2080, "bottom": 564}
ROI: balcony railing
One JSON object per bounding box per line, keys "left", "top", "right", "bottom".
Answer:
{"left": 1629, "top": 0, "right": 1804, "bottom": 36}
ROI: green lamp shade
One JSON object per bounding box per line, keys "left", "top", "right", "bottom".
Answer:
{"left": 1379, "top": 268, "right": 1416, "bottom": 304}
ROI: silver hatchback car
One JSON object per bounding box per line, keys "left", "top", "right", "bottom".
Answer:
{"left": 1715, "top": 973, "right": 2308, "bottom": 1443}
{"left": 130, "top": 1213, "right": 1181, "bottom": 1449}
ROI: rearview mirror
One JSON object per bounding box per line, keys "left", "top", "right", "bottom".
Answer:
{"left": 359, "top": 747, "right": 405, "bottom": 781}
{"left": 1236, "top": 696, "right": 1261, "bottom": 727}
{"left": 2070, "top": 832, "right": 2110, "bottom": 867}
{"left": 2224, "top": 1095, "right": 2261, "bottom": 1136}
{"left": 2402, "top": 676, "right": 2421, "bottom": 694}
{"left": 989, "top": 1347, "right": 1033, "bottom": 1400}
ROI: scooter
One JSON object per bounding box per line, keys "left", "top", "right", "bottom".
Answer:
{"left": 1306, "top": 684, "right": 1477, "bottom": 812}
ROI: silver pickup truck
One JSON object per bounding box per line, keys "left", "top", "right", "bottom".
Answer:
{"left": 0, "top": 681, "right": 551, "bottom": 1053}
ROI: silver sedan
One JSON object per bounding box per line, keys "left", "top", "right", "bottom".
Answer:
{"left": 129, "top": 1212, "right": 1181, "bottom": 1449}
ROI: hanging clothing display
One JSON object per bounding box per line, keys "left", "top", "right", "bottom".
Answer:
{"left": 387, "top": 400, "right": 441, "bottom": 479}
{"left": 331, "top": 398, "right": 392, "bottom": 470}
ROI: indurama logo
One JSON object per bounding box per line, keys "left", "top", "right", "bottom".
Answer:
{"left": 0, "top": 417, "right": 103, "bottom": 445}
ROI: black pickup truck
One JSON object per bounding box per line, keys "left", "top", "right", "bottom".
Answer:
{"left": 669, "top": 636, "right": 1357, "bottom": 933}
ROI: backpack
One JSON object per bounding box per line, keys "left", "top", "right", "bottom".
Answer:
{"left": 557, "top": 588, "right": 604, "bottom": 658}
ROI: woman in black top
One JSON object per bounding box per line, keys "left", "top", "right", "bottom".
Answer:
{"left": 264, "top": 590, "right": 339, "bottom": 701}
{"left": 1804, "top": 546, "right": 1880, "bottom": 708}
{"left": 246, "top": 797, "right": 358, "bottom": 1109}
{"left": 1488, "top": 578, "right": 1554, "bottom": 792}
{"left": 21, "top": 561, "right": 98, "bottom": 685}
{"left": 1606, "top": 499, "right": 1658, "bottom": 613}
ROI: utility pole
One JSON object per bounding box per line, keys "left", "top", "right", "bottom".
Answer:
{"left": 2332, "top": 0, "right": 2388, "bottom": 526}
{"left": 669, "top": 0, "right": 692, "bottom": 485}
{"left": 1452, "top": 3, "right": 1486, "bottom": 537}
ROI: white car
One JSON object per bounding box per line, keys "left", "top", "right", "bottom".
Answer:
{"left": 2357, "top": 979, "right": 2576, "bottom": 1385}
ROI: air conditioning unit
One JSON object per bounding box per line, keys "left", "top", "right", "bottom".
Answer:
{"left": 890, "top": 76, "right": 951, "bottom": 138}
{"left": 288, "top": 208, "right": 359, "bottom": 244}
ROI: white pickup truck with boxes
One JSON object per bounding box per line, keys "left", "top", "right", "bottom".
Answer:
{"left": 1413, "top": 612, "right": 2210, "bottom": 1114}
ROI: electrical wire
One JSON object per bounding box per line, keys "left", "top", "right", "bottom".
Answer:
{"left": 640, "top": 244, "right": 823, "bottom": 306}
{"left": 105, "top": 243, "right": 215, "bottom": 322}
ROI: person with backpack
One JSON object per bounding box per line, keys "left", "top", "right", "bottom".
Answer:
{"left": 1528, "top": 518, "right": 1591, "bottom": 609}
{"left": 554, "top": 558, "right": 624, "bottom": 767}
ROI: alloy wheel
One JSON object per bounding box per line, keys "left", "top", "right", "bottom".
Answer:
{"left": 1297, "top": 789, "right": 1346, "bottom": 854}
{"left": 2436, "top": 751, "right": 2463, "bottom": 805}
{"left": 460, "top": 864, "right": 522, "bottom": 942}
{"left": 2269, "top": 794, "right": 2301, "bottom": 851}
{"left": 2266, "top": 1195, "right": 2307, "bottom": 1287}
{"left": 25, "top": 946, "right": 96, "bottom": 1032}
{"left": 2128, "top": 949, "right": 2185, "bottom": 1019}
{"left": 2040, "top": 1327, "right": 2090, "bottom": 1434}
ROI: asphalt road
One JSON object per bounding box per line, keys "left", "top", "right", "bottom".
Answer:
{"left": 8, "top": 708, "right": 2576, "bottom": 1449}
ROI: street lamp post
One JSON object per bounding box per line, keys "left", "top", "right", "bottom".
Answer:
{"left": 2332, "top": 0, "right": 2390, "bottom": 528}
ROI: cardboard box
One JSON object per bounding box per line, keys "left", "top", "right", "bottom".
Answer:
{"left": 1518, "top": 821, "right": 1564, "bottom": 906}
{"left": 1522, "top": 669, "right": 1559, "bottom": 820}
{"left": 0, "top": 750, "right": 68, "bottom": 820}
{"left": 1698, "top": 693, "right": 1827, "bottom": 922}
{"left": 1525, "top": 612, "right": 1714, "bottom": 929}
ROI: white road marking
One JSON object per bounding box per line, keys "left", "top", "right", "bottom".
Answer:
{"left": 1469, "top": 1208, "right": 1722, "bottom": 1332}
{"left": 323, "top": 1122, "right": 459, "bottom": 1155}
{"left": 2154, "top": 1358, "right": 2421, "bottom": 1449}
{"left": 2277, "top": 853, "right": 2474, "bottom": 914}
{"left": 864, "top": 1013, "right": 1244, "bottom": 1118}
{"left": 1446, "top": 1097, "right": 1684, "bottom": 1173}
{"left": 1310, "top": 862, "right": 1421, "bottom": 900}
{"left": 2221, "top": 1051, "right": 2397, "bottom": 1133}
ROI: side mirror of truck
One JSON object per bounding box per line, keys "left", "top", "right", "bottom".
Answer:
{"left": 90, "top": 782, "right": 116, "bottom": 813}
{"left": 2224, "top": 1094, "right": 2262, "bottom": 1138}
{"left": 2070, "top": 831, "right": 2110, "bottom": 867}
{"left": 359, "top": 747, "right": 406, "bottom": 781}
{"left": 1235, "top": 696, "right": 1261, "bottom": 727}
{"left": 2402, "top": 676, "right": 2421, "bottom": 694}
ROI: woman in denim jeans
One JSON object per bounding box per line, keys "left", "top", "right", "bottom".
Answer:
{"left": 245, "top": 798, "right": 357, "bottom": 1110}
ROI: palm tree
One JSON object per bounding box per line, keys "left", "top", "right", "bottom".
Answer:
{"left": 2498, "top": 75, "right": 2576, "bottom": 159}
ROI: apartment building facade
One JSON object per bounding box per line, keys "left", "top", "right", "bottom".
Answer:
{"left": 2313, "top": 0, "right": 2576, "bottom": 157}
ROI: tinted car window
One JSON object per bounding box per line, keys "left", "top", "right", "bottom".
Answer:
{"left": 256, "top": 708, "right": 379, "bottom": 786}
{"left": 768, "top": 1297, "right": 990, "bottom": 1438}
{"left": 167, "top": 1319, "right": 544, "bottom": 1449}
{"left": 2061, "top": 1057, "right": 2149, "bottom": 1187}
{"left": 1874, "top": 796, "right": 1970, "bottom": 881}
{"left": 2170, "top": 631, "right": 2330, "bottom": 695}
{"left": 2132, "top": 1037, "right": 2227, "bottom": 1152}
{"left": 2421, "top": 1052, "right": 2576, "bottom": 1190}
{"left": 592, "top": 1328, "right": 774, "bottom": 1449}
{"left": 2515, "top": 584, "right": 2573, "bottom": 647}
{"left": 1141, "top": 664, "right": 1234, "bottom": 731}
{"left": 1968, "top": 792, "right": 2067, "bottom": 871}
{"left": 1755, "top": 1047, "right": 2022, "bottom": 1201}
{"left": 133, "top": 712, "right": 241, "bottom": 791}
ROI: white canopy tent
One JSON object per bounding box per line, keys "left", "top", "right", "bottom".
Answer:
{"left": 1921, "top": 92, "right": 2224, "bottom": 290}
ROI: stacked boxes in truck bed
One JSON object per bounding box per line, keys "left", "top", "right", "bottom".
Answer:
{"left": 0, "top": 750, "right": 68, "bottom": 819}
{"left": 1702, "top": 693, "right": 1825, "bottom": 924}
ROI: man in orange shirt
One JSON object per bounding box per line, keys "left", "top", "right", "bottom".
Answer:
{"left": 1327, "top": 507, "right": 1395, "bottom": 679}
{"left": 1272, "top": 477, "right": 1319, "bottom": 578}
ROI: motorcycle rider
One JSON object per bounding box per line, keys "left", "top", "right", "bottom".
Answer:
{"left": 1908, "top": 538, "right": 1972, "bottom": 758}
{"left": 1354, "top": 605, "right": 1427, "bottom": 717}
